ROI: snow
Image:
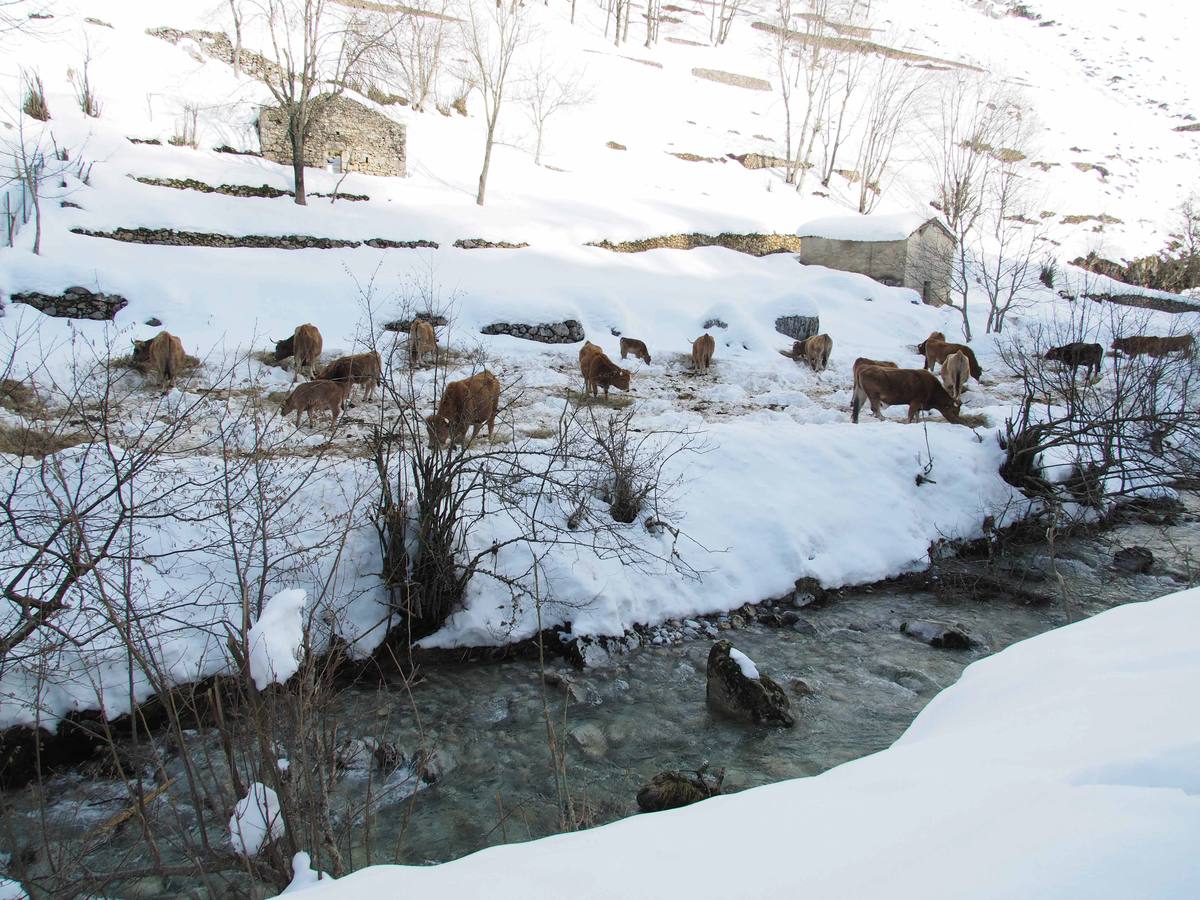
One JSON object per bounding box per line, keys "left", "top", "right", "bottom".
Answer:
{"left": 282, "top": 852, "right": 331, "bottom": 894}
{"left": 248, "top": 589, "right": 308, "bottom": 691}
{"left": 796, "top": 212, "right": 933, "bottom": 242}
{"left": 229, "top": 782, "right": 285, "bottom": 858}
{"left": 0, "top": 880, "right": 27, "bottom": 900}
{"left": 728, "top": 646, "right": 758, "bottom": 680}
{"left": 280, "top": 586, "right": 1200, "bottom": 899}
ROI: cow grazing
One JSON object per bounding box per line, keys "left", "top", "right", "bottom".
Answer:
{"left": 850, "top": 358, "right": 898, "bottom": 412}
{"left": 802, "top": 334, "right": 833, "bottom": 372}
{"left": 410, "top": 319, "right": 438, "bottom": 367}
{"left": 852, "top": 367, "right": 961, "bottom": 424}
{"left": 691, "top": 333, "right": 716, "bottom": 372}
{"left": 316, "top": 351, "right": 381, "bottom": 404}
{"left": 426, "top": 369, "right": 501, "bottom": 449}
{"left": 619, "top": 337, "right": 652, "bottom": 365}
{"left": 280, "top": 379, "right": 352, "bottom": 428}
{"left": 582, "top": 345, "right": 632, "bottom": 398}
{"left": 1045, "top": 341, "right": 1103, "bottom": 380}
{"left": 131, "top": 331, "right": 186, "bottom": 390}
{"left": 274, "top": 323, "right": 323, "bottom": 382}
{"left": 941, "top": 350, "right": 971, "bottom": 401}
{"left": 916, "top": 331, "right": 983, "bottom": 380}
{"left": 1112, "top": 335, "right": 1194, "bottom": 358}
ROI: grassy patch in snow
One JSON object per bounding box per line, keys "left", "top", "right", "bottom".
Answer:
{"left": 565, "top": 389, "right": 636, "bottom": 410}
{"left": 0, "top": 423, "right": 84, "bottom": 458}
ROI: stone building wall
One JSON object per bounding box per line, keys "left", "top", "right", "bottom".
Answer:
{"left": 904, "top": 223, "right": 955, "bottom": 305}
{"left": 258, "top": 95, "right": 406, "bottom": 178}
{"left": 799, "top": 237, "right": 908, "bottom": 286}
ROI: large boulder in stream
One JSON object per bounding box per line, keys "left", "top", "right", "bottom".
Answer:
{"left": 705, "top": 641, "right": 794, "bottom": 727}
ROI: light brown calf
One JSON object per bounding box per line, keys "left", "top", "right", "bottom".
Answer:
{"left": 691, "top": 333, "right": 715, "bottom": 372}
{"left": 916, "top": 331, "right": 982, "bottom": 380}
{"left": 426, "top": 369, "right": 501, "bottom": 448}
{"left": 410, "top": 319, "right": 438, "bottom": 366}
{"left": 131, "top": 331, "right": 186, "bottom": 390}
{"left": 940, "top": 350, "right": 970, "bottom": 401}
{"left": 619, "top": 337, "right": 652, "bottom": 364}
{"left": 852, "top": 367, "right": 961, "bottom": 424}
{"left": 316, "top": 351, "right": 382, "bottom": 405}
{"left": 281, "top": 379, "right": 352, "bottom": 428}
{"left": 802, "top": 334, "right": 833, "bottom": 372}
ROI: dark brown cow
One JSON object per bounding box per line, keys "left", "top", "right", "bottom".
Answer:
{"left": 274, "top": 323, "right": 323, "bottom": 382}
{"left": 281, "top": 379, "right": 351, "bottom": 428}
{"left": 583, "top": 346, "right": 632, "bottom": 397}
{"left": 849, "top": 358, "right": 898, "bottom": 412}
{"left": 916, "top": 331, "right": 983, "bottom": 380}
{"left": 426, "top": 369, "right": 501, "bottom": 448}
{"left": 1112, "top": 335, "right": 1194, "bottom": 358}
{"left": 852, "top": 367, "right": 961, "bottom": 424}
{"left": 316, "top": 351, "right": 381, "bottom": 404}
{"left": 619, "top": 337, "right": 652, "bottom": 364}
{"left": 1045, "top": 341, "right": 1103, "bottom": 379}
{"left": 131, "top": 331, "right": 186, "bottom": 390}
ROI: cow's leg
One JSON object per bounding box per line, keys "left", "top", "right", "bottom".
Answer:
{"left": 292, "top": 363, "right": 299, "bottom": 384}
{"left": 307, "top": 409, "right": 316, "bottom": 428}
{"left": 486, "top": 411, "right": 496, "bottom": 439}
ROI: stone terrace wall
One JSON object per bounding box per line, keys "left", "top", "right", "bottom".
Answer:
{"left": 258, "top": 95, "right": 406, "bottom": 178}
{"left": 800, "top": 236, "right": 907, "bottom": 285}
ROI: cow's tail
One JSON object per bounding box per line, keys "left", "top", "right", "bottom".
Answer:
{"left": 851, "top": 383, "right": 864, "bottom": 423}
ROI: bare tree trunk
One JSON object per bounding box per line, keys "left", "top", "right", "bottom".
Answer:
{"left": 290, "top": 121, "right": 308, "bottom": 206}
{"left": 622, "top": 0, "right": 631, "bottom": 44}
{"left": 477, "top": 119, "right": 496, "bottom": 205}
{"left": 29, "top": 177, "right": 40, "bottom": 255}
{"left": 228, "top": 0, "right": 243, "bottom": 76}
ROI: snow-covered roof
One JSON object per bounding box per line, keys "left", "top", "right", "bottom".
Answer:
{"left": 797, "top": 212, "right": 941, "bottom": 242}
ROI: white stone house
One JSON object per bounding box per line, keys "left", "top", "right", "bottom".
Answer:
{"left": 796, "top": 212, "right": 955, "bottom": 305}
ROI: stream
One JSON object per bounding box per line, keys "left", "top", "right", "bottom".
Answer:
{"left": 3, "top": 497, "right": 1197, "bottom": 896}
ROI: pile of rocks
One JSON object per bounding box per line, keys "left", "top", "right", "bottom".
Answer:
{"left": 454, "top": 238, "right": 529, "bottom": 250}
{"left": 481, "top": 320, "right": 585, "bottom": 344}
{"left": 12, "top": 286, "right": 128, "bottom": 320}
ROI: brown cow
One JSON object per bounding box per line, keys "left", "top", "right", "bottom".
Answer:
{"left": 852, "top": 367, "right": 961, "bottom": 424}
{"left": 583, "top": 347, "right": 632, "bottom": 398}
{"left": 280, "top": 379, "right": 352, "bottom": 428}
{"left": 619, "top": 337, "right": 652, "bottom": 364}
{"left": 131, "top": 331, "right": 186, "bottom": 390}
{"left": 850, "top": 358, "right": 898, "bottom": 412}
{"left": 1112, "top": 335, "right": 1194, "bottom": 358}
{"left": 274, "top": 323, "right": 323, "bottom": 382}
{"left": 802, "top": 334, "right": 833, "bottom": 372}
{"left": 426, "top": 369, "right": 501, "bottom": 448}
{"left": 579, "top": 341, "right": 603, "bottom": 390}
{"left": 941, "top": 350, "right": 971, "bottom": 401}
{"left": 410, "top": 319, "right": 438, "bottom": 367}
{"left": 691, "top": 333, "right": 715, "bottom": 372}
{"left": 316, "top": 351, "right": 381, "bottom": 405}
{"left": 1045, "top": 341, "right": 1103, "bottom": 379}
{"left": 916, "top": 331, "right": 983, "bottom": 380}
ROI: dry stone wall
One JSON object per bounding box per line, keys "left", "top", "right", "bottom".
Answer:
{"left": 481, "top": 320, "right": 585, "bottom": 344}
{"left": 12, "top": 287, "right": 128, "bottom": 320}
{"left": 589, "top": 232, "right": 802, "bottom": 257}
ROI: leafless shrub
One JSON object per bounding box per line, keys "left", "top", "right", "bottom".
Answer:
{"left": 67, "top": 41, "right": 102, "bottom": 118}
{"left": 20, "top": 70, "right": 49, "bottom": 121}
{"left": 996, "top": 305, "right": 1200, "bottom": 523}
{"left": 169, "top": 102, "right": 200, "bottom": 148}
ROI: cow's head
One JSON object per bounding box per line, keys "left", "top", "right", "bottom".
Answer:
{"left": 612, "top": 368, "right": 632, "bottom": 392}
{"left": 131, "top": 338, "right": 150, "bottom": 362}
{"left": 426, "top": 414, "right": 451, "bottom": 448}
{"left": 273, "top": 335, "right": 295, "bottom": 361}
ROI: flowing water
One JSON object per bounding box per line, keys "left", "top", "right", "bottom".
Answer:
{"left": 4, "top": 500, "right": 1198, "bottom": 895}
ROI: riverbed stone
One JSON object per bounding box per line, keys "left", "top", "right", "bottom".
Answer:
{"left": 636, "top": 767, "right": 724, "bottom": 813}
{"left": 900, "top": 620, "right": 976, "bottom": 650}
{"left": 706, "top": 640, "right": 794, "bottom": 727}
{"left": 1113, "top": 546, "right": 1153, "bottom": 574}
{"left": 568, "top": 723, "right": 608, "bottom": 759}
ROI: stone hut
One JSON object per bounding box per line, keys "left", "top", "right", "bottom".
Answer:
{"left": 258, "top": 94, "right": 406, "bottom": 177}
{"left": 796, "top": 213, "right": 955, "bottom": 305}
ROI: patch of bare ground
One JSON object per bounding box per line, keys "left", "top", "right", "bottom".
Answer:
{"left": 0, "top": 424, "right": 84, "bottom": 458}
{"left": 566, "top": 389, "right": 636, "bottom": 410}
{"left": 751, "top": 21, "right": 984, "bottom": 72}
{"left": 691, "top": 68, "right": 772, "bottom": 91}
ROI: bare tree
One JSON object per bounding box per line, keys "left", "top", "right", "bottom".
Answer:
{"left": 521, "top": 51, "right": 590, "bottom": 166}
{"left": 924, "top": 74, "right": 1024, "bottom": 339}
{"left": 643, "top": 0, "right": 661, "bottom": 47}
{"left": 228, "top": 0, "right": 246, "bottom": 76}
{"left": 459, "top": 0, "right": 527, "bottom": 206}
{"left": 817, "top": 2, "right": 871, "bottom": 187}
{"left": 248, "top": 0, "right": 390, "bottom": 205}
{"left": 771, "top": 0, "right": 802, "bottom": 184}
{"left": 367, "top": 0, "right": 449, "bottom": 112}
{"left": 710, "top": 0, "right": 747, "bottom": 46}
{"left": 852, "top": 52, "right": 921, "bottom": 213}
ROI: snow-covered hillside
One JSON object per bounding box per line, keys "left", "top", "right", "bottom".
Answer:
{"left": 0, "top": 0, "right": 1196, "bottom": 732}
